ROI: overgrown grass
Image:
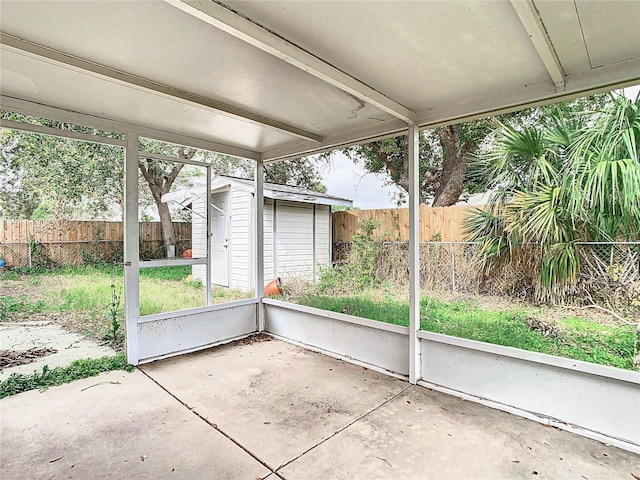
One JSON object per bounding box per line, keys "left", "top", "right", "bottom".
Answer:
{"left": 0, "top": 352, "right": 134, "bottom": 399}
{"left": 1, "top": 265, "right": 250, "bottom": 347}
{"left": 35, "top": 265, "right": 247, "bottom": 316}
{"left": 298, "top": 295, "right": 638, "bottom": 370}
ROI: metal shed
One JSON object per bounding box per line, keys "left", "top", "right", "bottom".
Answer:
{"left": 164, "top": 176, "right": 352, "bottom": 290}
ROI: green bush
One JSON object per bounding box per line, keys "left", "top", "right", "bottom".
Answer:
{"left": 319, "top": 218, "right": 381, "bottom": 292}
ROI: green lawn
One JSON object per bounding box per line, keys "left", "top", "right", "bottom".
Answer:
{"left": 1, "top": 265, "right": 250, "bottom": 348}
{"left": 298, "top": 295, "right": 638, "bottom": 370}
{"left": 3, "top": 267, "right": 637, "bottom": 370}
{"left": 21, "top": 265, "right": 249, "bottom": 316}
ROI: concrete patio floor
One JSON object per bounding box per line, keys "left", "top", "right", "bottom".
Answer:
{"left": 1, "top": 336, "right": 638, "bottom": 479}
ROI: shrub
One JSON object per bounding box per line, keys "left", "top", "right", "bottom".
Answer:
{"left": 319, "top": 219, "right": 381, "bottom": 292}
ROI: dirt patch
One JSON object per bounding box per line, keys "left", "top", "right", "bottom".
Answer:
{"left": 0, "top": 347, "right": 58, "bottom": 368}
{"left": 230, "top": 332, "right": 273, "bottom": 347}
{"left": 0, "top": 278, "right": 49, "bottom": 304}
{"left": 523, "top": 317, "right": 561, "bottom": 337}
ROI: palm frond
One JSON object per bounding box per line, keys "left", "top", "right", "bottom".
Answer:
{"left": 538, "top": 242, "right": 580, "bottom": 296}
{"left": 506, "top": 187, "right": 571, "bottom": 244}
{"left": 463, "top": 207, "right": 516, "bottom": 269}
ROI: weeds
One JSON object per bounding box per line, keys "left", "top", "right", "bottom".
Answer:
{"left": 298, "top": 295, "right": 638, "bottom": 370}
{"left": 0, "top": 352, "right": 133, "bottom": 399}
{"left": 106, "top": 282, "right": 122, "bottom": 346}
{"left": 0, "top": 296, "right": 45, "bottom": 321}
{"left": 319, "top": 219, "right": 381, "bottom": 292}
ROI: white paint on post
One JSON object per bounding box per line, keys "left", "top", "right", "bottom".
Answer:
{"left": 255, "top": 159, "right": 265, "bottom": 331}
{"left": 206, "top": 165, "right": 212, "bottom": 305}
{"left": 124, "top": 132, "right": 140, "bottom": 365}
{"left": 408, "top": 122, "right": 420, "bottom": 383}
{"left": 312, "top": 204, "right": 317, "bottom": 282}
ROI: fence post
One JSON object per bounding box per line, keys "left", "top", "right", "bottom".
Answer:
{"left": 28, "top": 242, "right": 32, "bottom": 269}
{"left": 450, "top": 243, "right": 456, "bottom": 292}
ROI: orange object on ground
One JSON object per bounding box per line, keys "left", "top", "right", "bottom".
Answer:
{"left": 264, "top": 277, "right": 282, "bottom": 296}
{"left": 182, "top": 249, "right": 192, "bottom": 258}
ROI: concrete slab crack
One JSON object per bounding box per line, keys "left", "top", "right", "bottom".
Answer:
{"left": 274, "top": 384, "right": 413, "bottom": 473}
{"left": 139, "top": 368, "right": 277, "bottom": 475}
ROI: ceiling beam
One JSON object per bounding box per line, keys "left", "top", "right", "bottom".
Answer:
{"left": 165, "top": 0, "right": 416, "bottom": 123}
{"left": 0, "top": 33, "right": 322, "bottom": 143}
{"left": 415, "top": 56, "right": 640, "bottom": 130}
{"left": 262, "top": 117, "right": 408, "bottom": 163}
{"left": 0, "top": 118, "right": 126, "bottom": 147}
{"left": 511, "top": 0, "right": 566, "bottom": 91}
{"left": 1, "top": 96, "right": 262, "bottom": 160}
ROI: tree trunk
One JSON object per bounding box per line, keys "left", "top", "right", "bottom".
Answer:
{"left": 432, "top": 125, "right": 470, "bottom": 207}
{"left": 370, "top": 141, "right": 427, "bottom": 204}
{"left": 138, "top": 150, "right": 190, "bottom": 258}
{"left": 157, "top": 200, "right": 176, "bottom": 257}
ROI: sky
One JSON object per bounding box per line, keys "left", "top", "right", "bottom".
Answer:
{"left": 320, "top": 152, "right": 404, "bottom": 210}
{"left": 320, "top": 85, "right": 640, "bottom": 210}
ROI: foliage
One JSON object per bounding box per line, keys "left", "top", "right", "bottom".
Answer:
{"left": 264, "top": 157, "right": 328, "bottom": 193}
{"left": 0, "top": 353, "right": 133, "bottom": 399}
{"left": 107, "top": 282, "right": 122, "bottom": 346}
{"left": 0, "top": 112, "right": 124, "bottom": 219}
{"left": 336, "top": 94, "right": 610, "bottom": 207}
{"left": 340, "top": 123, "right": 492, "bottom": 206}
{"left": 298, "top": 295, "right": 637, "bottom": 370}
{"left": 0, "top": 295, "right": 45, "bottom": 321}
{"left": 465, "top": 93, "right": 640, "bottom": 298}
{"left": 318, "top": 219, "right": 381, "bottom": 292}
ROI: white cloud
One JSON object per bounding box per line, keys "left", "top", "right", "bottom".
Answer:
{"left": 322, "top": 152, "right": 405, "bottom": 210}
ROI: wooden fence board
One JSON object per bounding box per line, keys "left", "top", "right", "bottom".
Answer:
{"left": 332, "top": 205, "right": 479, "bottom": 242}
{"left": 0, "top": 220, "right": 190, "bottom": 243}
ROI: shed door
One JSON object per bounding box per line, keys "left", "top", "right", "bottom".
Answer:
{"left": 211, "top": 192, "right": 229, "bottom": 287}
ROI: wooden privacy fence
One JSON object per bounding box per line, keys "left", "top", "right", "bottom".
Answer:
{"left": 0, "top": 220, "right": 191, "bottom": 244}
{"left": 0, "top": 220, "right": 191, "bottom": 267}
{"left": 332, "top": 205, "right": 479, "bottom": 242}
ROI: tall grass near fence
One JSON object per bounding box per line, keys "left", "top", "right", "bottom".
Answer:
{"left": 334, "top": 240, "right": 640, "bottom": 315}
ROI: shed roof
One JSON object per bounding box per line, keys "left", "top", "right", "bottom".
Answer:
{"left": 162, "top": 175, "right": 353, "bottom": 207}
{"left": 1, "top": 1, "right": 639, "bottom": 161}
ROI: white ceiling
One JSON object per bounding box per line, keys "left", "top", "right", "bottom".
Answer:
{"left": 1, "top": 0, "right": 639, "bottom": 161}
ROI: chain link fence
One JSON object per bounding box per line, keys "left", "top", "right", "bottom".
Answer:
{"left": 334, "top": 241, "right": 640, "bottom": 312}
{"left": 0, "top": 239, "right": 192, "bottom": 269}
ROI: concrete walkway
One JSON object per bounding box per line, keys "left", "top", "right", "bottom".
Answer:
{"left": 1, "top": 338, "right": 638, "bottom": 479}
{"left": 0, "top": 321, "right": 115, "bottom": 380}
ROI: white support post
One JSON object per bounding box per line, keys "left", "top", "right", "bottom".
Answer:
{"left": 408, "top": 123, "right": 420, "bottom": 384}
{"left": 205, "top": 165, "right": 212, "bottom": 306}
{"left": 124, "top": 132, "right": 140, "bottom": 365}
{"left": 255, "top": 159, "right": 265, "bottom": 331}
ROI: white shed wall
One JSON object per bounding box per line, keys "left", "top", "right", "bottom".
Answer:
{"left": 264, "top": 198, "right": 275, "bottom": 282}
{"left": 191, "top": 194, "right": 207, "bottom": 284}
{"left": 229, "top": 187, "right": 251, "bottom": 291}
{"left": 275, "top": 200, "right": 314, "bottom": 281}
{"left": 191, "top": 186, "right": 336, "bottom": 292}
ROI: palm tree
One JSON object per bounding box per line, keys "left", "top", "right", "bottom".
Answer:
{"left": 465, "top": 93, "right": 640, "bottom": 299}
